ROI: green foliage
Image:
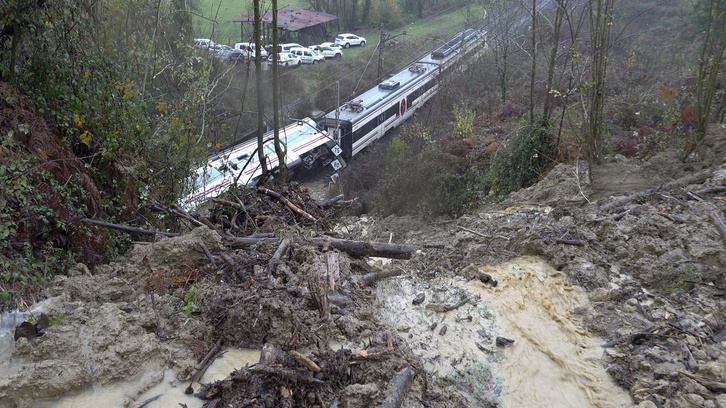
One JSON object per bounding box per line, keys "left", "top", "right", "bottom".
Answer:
{"left": 181, "top": 284, "right": 201, "bottom": 318}
{"left": 483, "top": 120, "right": 553, "bottom": 199}
{"left": 452, "top": 104, "right": 475, "bottom": 139}
{"left": 654, "top": 265, "right": 703, "bottom": 295}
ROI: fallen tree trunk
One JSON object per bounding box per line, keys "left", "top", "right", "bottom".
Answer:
{"left": 311, "top": 237, "right": 413, "bottom": 259}
{"left": 224, "top": 236, "right": 282, "bottom": 248}
{"left": 81, "top": 218, "right": 180, "bottom": 237}
{"left": 599, "top": 170, "right": 712, "bottom": 211}
{"left": 380, "top": 366, "right": 413, "bottom": 408}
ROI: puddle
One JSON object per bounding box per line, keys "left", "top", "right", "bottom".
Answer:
{"left": 377, "top": 256, "right": 632, "bottom": 408}
{"left": 27, "top": 348, "right": 260, "bottom": 408}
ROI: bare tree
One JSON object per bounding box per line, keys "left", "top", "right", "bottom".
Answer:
{"left": 691, "top": 0, "right": 726, "bottom": 154}
{"left": 254, "top": 0, "right": 268, "bottom": 175}
{"left": 586, "top": 0, "right": 614, "bottom": 165}
{"left": 272, "top": 0, "right": 287, "bottom": 183}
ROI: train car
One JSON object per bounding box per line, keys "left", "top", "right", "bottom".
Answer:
{"left": 181, "top": 118, "right": 332, "bottom": 210}
{"left": 180, "top": 26, "right": 486, "bottom": 210}
{"left": 317, "top": 27, "right": 486, "bottom": 160}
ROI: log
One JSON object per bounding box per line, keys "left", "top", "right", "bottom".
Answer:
{"left": 224, "top": 236, "right": 281, "bottom": 249}
{"left": 311, "top": 237, "right": 413, "bottom": 259}
{"left": 594, "top": 208, "right": 633, "bottom": 222}
{"left": 710, "top": 211, "right": 726, "bottom": 244}
{"left": 380, "top": 366, "right": 413, "bottom": 408}
{"left": 257, "top": 186, "right": 317, "bottom": 222}
{"left": 289, "top": 350, "right": 321, "bottom": 372}
{"left": 81, "top": 218, "right": 180, "bottom": 237}
{"left": 600, "top": 170, "right": 712, "bottom": 211}
{"left": 318, "top": 194, "right": 344, "bottom": 209}
{"left": 359, "top": 268, "right": 405, "bottom": 286}
{"left": 555, "top": 238, "right": 586, "bottom": 246}
{"left": 271, "top": 238, "right": 291, "bottom": 260}
{"left": 170, "top": 204, "right": 205, "bottom": 227}
{"left": 198, "top": 241, "right": 216, "bottom": 264}
{"left": 679, "top": 371, "right": 726, "bottom": 393}
{"left": 212, "top": 197, "right": 244, "bottom": 209}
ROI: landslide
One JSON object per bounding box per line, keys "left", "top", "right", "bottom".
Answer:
{"left": 2, "top": 74, "right": 726, "bottom": 408}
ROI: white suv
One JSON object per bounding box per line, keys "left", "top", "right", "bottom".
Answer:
{"left": 335, "top": 34, "right": 366, "bottom": 48}
{"left": 311, "top": 45, "right": 342, "bottom": 59}
{"left": 290, "top": 47, "right": 325, "bottom": 64}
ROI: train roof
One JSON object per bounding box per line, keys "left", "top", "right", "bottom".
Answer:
{"left": 324, "top": 28, "right": 484, "bottom": 124}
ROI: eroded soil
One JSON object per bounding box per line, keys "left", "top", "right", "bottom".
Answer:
{"left": 1, "top": 126, "right": 726, "bottom": 408}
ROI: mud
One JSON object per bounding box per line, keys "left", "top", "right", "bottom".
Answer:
{"left": 1, "top": 127, "right": 725, "bottom": 408}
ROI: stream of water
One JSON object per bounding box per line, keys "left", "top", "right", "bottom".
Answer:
{"left": 376, "top": 256, "right": 632, "bottom": 408}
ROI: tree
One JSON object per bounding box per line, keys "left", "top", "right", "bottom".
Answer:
{"left": 254, "top": 0, "right": 268, "bottom": 176}
{"left": 691, "top": 0, "right": 726, "bottom": 154}
{"left": 586, "top": 0, "right": 614, "bottom": 165}
{"left": 271, "top": 0, "right": 287, "bottom": 183}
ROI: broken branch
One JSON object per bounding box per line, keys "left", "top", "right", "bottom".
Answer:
{"left": 81, "top": 218, "right": 180, "bottom": 237}
{"left": 257, "top": 186, "right": 317, "bottom": 222}
{"left": 311, "top": 237, "right": 413, "bottom": 259}
{"left": 359, "top": 268, "right": 405, "bottom": 286}
{"left": 710, "top": 211, "right": 726, "bottom": 244}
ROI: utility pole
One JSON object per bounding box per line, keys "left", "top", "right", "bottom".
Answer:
{"left": 377, "top": 29, "right": 407, "bottom": 83}
{"left": 377, "top": 28, "right": 389, "bottom": 83}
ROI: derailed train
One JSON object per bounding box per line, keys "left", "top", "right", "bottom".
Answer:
{"left": 182, "top": 26, "right": 486, "bottom": 210}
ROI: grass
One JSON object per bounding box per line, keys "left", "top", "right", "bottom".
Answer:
{"left": 193, "top": 0, "right": 313, "bottom": 45}
{"left": 192, "top": 0, "right": 478, "bottom": 47}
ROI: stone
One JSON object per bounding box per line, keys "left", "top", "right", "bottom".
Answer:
{"left": 715, "top": 394, "right": 726, "bottom": 408}
{"left": 687, "top": 394, "right": 705, "bottom": 406}
{"left": 637, "top": 400, "right": 658, "bottom": 408}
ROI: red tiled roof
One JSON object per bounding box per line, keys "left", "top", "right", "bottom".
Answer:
{"left": 229, "top": 9, "right": 337, "bottom": 32}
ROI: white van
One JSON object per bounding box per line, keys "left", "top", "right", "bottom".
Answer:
{"left": 289, "top": 47, "right": 325, "bottom": 64}
{"left": 233, "top": 42, "right": 268, "bottom": 60}
{"left": 278, "top": 43, "right": 304, "bottom": 53}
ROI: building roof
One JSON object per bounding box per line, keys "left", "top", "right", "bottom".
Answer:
{"left": 229, "top": 9, "right": 337, "bottom": 32}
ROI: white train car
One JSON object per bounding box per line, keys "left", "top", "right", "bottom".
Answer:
{"left": 181, "top": 118, "right": 331, "bottom": 210}
{"left": 317, "top": 28, "right": 486, "bottom": 159}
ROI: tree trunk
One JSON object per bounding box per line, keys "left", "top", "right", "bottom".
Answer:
{"left": 254, "top": 0, "right": 268, "bottom": 175}
{"left": 271, "top": 0, "right": 286, "bottom": 183}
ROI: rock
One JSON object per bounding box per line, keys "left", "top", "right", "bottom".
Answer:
{"left": 495, "top": 336, "right": 515, "bottom": 347}
{"left": 687, "top": 394, "right": 705, "bottom": 406}
{"left": 715, "top": 394, "right": 726, "bottom": 408}
{"left": 699, "top": 361, "right": 725, "bottom": 379}
{"left": 637, "top": 400, "right": 658, "bottom": 408}
{"left": 412, "top": 293, "right": 425, "bottom": 305}
{"left": 704, "top": 400, "right": 716, "bottom": 408}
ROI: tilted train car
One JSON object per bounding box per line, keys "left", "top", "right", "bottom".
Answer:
{"left": 181, "top": 118, "right": 332, "bottom": 210}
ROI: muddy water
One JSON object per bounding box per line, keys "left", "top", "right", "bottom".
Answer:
{"left": 26, "top": 348, "right": 260, "bottom": 408}
{"left": 377, "top": 256, "right": 632, "bottom": 408}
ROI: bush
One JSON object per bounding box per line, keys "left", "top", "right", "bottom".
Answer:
{"left": 484, "top": 120, "right": 553, "bottom": 199}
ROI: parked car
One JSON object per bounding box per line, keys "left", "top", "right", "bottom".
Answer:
{"left": 233, "top": 42, "right": 268, "bottom": 60}
{"left": 267, "top": 52, "right": 302, "bottom": 67}
{"left": 335, "top": 33, "right": 366, "bottom": 48}
{"left": 211, "top": 44, "right": 235, "bottom": 60}
{"left": 289, "top": 47, "right": 326, "bottom": 64}
{"left": 312, "top": 45, "right": 342, "bottom": 59}
{"left": 320, "top": 42, "right": 343, "bottom": 51}
{"left": 193, "top": 38, "right": 216, "bottom": 50}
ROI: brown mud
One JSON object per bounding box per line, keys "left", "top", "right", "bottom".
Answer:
{"left": 1, "top": 124, "right": 725, "bottom": 408}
